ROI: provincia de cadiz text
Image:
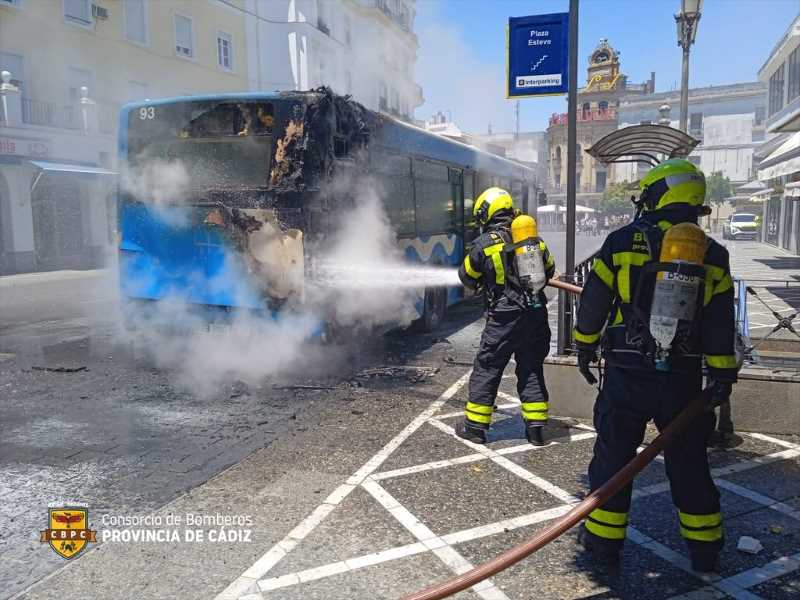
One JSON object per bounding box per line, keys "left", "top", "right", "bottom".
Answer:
{"left": 100, "top": 512, "right": 253, "bottom": 543}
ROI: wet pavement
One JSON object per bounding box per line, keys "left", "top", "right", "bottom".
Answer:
{"left": 2, "top": 234, "right": 800, "bottom": 600}
{"left": 2, "top": 296, "right": 798, "bottom": 600}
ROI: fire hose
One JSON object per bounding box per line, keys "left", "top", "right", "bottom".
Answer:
{"left": 402, "top": 276, "right": 713, "bottom": 600}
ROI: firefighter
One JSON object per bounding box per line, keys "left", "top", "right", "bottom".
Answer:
{"left": 574, "top": 159, "right": 738, "bottom": 572}
{"left": 457, "top": 187, "right": 555, "bottom": 446}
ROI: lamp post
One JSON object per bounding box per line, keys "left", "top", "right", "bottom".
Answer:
{"left": 675, "top": 0, "right": 703, "bottom": 132}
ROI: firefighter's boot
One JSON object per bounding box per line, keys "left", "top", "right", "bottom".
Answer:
{"left": 456, "top": 420, "right": 487, "bottom": 444}
{"left": 526, "top": 423, "right": 545, "bottom": 446}
{"left": 691, "top": 551, "right": 720, "bottom": 573}
{"left": 578, "top": 527, "right": 621, "bottom": 568}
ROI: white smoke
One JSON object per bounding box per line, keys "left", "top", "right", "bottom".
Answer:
{"left": 120, "top": 159, "right": 192, "bottom": 226}
{"left": 122, "top": 176, "right": 457, "bottom": 396}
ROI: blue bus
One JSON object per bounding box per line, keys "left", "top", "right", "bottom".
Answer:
{"left": 118, "top": 88, "right": 539, "bottom": 332}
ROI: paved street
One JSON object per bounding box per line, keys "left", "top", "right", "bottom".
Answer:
{"left": 2, "top": 235, "right": 799, "bottom": 600}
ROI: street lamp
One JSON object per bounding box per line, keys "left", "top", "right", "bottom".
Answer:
{"left": 675, "top": 0, "right": 703, "bottom": 132}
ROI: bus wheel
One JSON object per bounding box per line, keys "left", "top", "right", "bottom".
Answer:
{"left": 421, "top": 287, "right": 447, "bottom": 332}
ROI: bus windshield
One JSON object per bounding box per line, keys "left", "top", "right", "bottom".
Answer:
{"left": 126, "top": 100, "right": 275, "bottom": 190}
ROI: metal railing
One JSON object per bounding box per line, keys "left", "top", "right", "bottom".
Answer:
{"left": 556, "top": 250, "right": 598, "bottom": 355}
{"left": 21, "top": 97, "right": 80, "bottom": 129}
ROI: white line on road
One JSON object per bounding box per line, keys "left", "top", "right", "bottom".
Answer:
{"left": 215, "top": 370, "right": 473, "bottom": 600}
{"left": 362, "top": 478, "right": 511, "bottom": 600}
{"left": 427, "top": 418, "right": 580, "bottom": 504}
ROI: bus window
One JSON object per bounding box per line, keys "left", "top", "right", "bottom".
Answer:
{"left": 476, "top": 171, "right": 493, "bottom": 198}
{"left": 414, "top": 159, "right": 453, "bottom": 236}
{"left": 126, "top": 101, "right": 274, "bottom": 190}
{"left": 372, "top": 151, "right": 415, "bottom": 236}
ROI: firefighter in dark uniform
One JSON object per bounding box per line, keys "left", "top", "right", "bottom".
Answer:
{"left": 457, "top": 187, "right": 556, "bottom": 446}
{"left": 574, "top": 159, "right": 738, "bottom": 572}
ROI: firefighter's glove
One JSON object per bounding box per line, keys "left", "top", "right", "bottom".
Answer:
{"left": 708, "top": 379, "right": 733, "bottom": 408}
{"left": 577, "top": 345, "right": 599, "bottom": 386}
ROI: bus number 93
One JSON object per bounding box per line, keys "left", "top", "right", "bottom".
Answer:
{"left": 139, "top": 107, "right": 155, "bottom": 120}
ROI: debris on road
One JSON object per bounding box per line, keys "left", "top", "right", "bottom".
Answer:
{"left": 31, "top": 366, "right": 88, "bottom": 373}
{"left": 273, "top": 384, "right": 338, "bottom": 391}
{"left": 443, "top": 356, "right": 474, "bottom": 367}
{"left": 355, "top": 365, "right": 439, "bottom": 383}
{"left": 737, "top": 536, "right": 763, "bottom": 554}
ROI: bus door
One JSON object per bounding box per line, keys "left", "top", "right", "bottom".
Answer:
{"left": 462, "top": 169, "right": 478, "bottom": 253}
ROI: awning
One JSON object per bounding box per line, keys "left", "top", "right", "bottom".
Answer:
{"left": 29, "top": 160, "right": 117, "bottom": 193}
{"left": 587, "top": 124, "right": 700, "bottom": 167}
{"left": 758, "top": 131, "right": 800, "bottom": 180}
{"left": 737, "top": 180, "right": 768, "bottom": 192}
{"left": 29, "top": 160, "right": 117, "bottom": 176}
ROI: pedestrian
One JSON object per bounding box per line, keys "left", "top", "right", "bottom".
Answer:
{"left": 457, "top": 187, "right": 556, "bottom": 446}
{"left": 573, "top": 159, "right": 738, "bottom": 572}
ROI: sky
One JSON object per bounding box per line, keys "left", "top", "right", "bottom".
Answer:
{"left": 413, "top": 0, "right": 799, "bottom": 134}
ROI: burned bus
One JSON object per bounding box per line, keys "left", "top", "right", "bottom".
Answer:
{"left": 118, "top": 88, "right": 539, "bottom": 332}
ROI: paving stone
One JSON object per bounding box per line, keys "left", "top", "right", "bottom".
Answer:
{"left": 632, "top": 492, "right": 800, "bottom": 579}
{"left": 380, "top": 459, "right": 564, "bottom": 537}
{"left": 261, "top": 552, "right": 480, "bottom": 600}
{"left": 750, "top": 568, "right": 800, "bottom": 599}
{"left": 377, "top": 419, "right": 479, "bottom": 472}
{"left": 455, "top": 525, "right": 704, "bottom": 599}
{"left": 504, "top": 436, "right": 594, "bottom": 499}
{"left": 722, "top": 458, "right": 800, "bottom": 503}
{"left": 271, "top": 486, "right": 417, "bottom": 577}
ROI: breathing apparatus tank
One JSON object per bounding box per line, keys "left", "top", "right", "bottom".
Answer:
{"left": 648, "top": 222, "right": 707, "bottom": 370}
{"left": 510, "top": 215, "right": 546, "bottom": 294}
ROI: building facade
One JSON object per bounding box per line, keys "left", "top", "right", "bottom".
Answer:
{"left": 757, "top": 14, "right": 800, "bottom": 255}
{"left": 615, "top": 82, "right": 767, "bottom": 186}
{"left": 244, "top": 0, "right": 423, "bottom": 120}
{"left": 0, "top": 0, "right": 250, "bottom": 274}
{"left": 546, "top": 39, "right": 654, "bottom": 208}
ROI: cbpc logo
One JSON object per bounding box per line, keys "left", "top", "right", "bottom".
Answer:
{"left": 39, "top": 503, "right": 97, "bottom": 559}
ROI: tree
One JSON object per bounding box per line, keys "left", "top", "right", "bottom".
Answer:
{"left": 599, "top": 181, "right": 635, "bottom": 217}
{"left": 705, "top": 171, "right": 732, "bottom": 227}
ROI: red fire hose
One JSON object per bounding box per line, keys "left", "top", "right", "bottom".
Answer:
{"left": 402, "top": 277, "right": 712, "bottom": 600}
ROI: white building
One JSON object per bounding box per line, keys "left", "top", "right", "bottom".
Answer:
{"left": 614, "top": 82, "right": 767, "bottom": 185}
{"left": 244, "top": 0, "right": 423, "bottom": 120}
{"left": 757, "top": 14, "right": 800, "bottom": 254}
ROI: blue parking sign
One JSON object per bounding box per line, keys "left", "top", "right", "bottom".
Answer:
{"left": 507, "top": 13, "right": 569, "bottom": 98}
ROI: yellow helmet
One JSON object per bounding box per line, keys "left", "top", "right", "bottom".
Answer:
{"left": 639, "top": 159, "right": 706, "bottom": 211}
{"left": 473, "top": 187, "right": 514, "bottom": 225}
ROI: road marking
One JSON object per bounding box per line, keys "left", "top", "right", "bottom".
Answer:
{"left": 215, "top": 370, "right": 473, "bottom": 600}
{"left": 713, "top": 552, "right": 800, "bottom": 598}
{"left": 362, "top": 478, "right": 510, "bottom": 600}
{"left": 255, "top": 504, "right": 575, "bottom": 593}
{"left": 427, "top": 418, "right": 580, "bottom": 504}
{"left": 715, "top": 478, "right": 800, "bottom": 521}
{"left": 744, "top": 431, "right": 800, "bottom": 450}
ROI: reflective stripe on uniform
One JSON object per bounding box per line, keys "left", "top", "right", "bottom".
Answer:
{"left": 521, "top": 401, "right": 548, "bottom": 422}
{"left": 463, "top": 255, "right": 480, "bottom": 279}
{"left": 585, "top": 508, "right": 628, "bottom": 540}
{"left": 574, "top": 329, "right": 601, "bottom": 344}
{"left": 679, "top": 511, "right": 723, "bottom": 543}
{"left": 704, "top": 265, "right": 727, "bottom": 306}
{"left": 484, "top": 243, "right": 505, "bottom": 284}
{"left": 539, "top": 241, "right": 555, "bottom": 269}
{"left": 592, "top": 258, "right": 615, "bottom": 289}
{"left": 612, "top": 252, "right": 649, "bottom": 303}
{"left": 706, "top": 354, "right": 738, "bottom": 369}
{"left": 680, "top": 526, "right": 723, "bottom": 542}
{"left": 714, "top": 273, "right": 733, "bottom": 295}
{"left": 612, "top": 307, "right": 624, "bottom": 325}
{"left": 465, "top": 401, "right": 493, "bottom": 424}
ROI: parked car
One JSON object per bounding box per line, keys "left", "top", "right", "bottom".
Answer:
{"left": 722, "top": 213, "right": 760, "bottom": 240}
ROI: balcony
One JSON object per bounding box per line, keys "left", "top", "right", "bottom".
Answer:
{"left": 766, "top": 94, "right": 800, "bottom": 133}
{"left": 548, "top": 108, "right": 618, "bottom": 127}
{"left": 21, "top": 98, "right": 81, "bottom": 130}
{"left": 369, "top": 0, "right": 412, "bottom": 33}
